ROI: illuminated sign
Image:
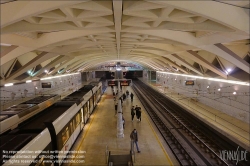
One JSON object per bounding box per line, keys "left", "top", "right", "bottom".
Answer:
{"left": 120, "top": 80, "right": 131, "bottom": 86}
{"left": 108, "top": 81, "right": 118, "bottom": 86}
{"left": 185, "top": 80, "right": 195, "bottom": 86}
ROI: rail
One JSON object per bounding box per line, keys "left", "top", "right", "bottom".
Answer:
{"left": 148, "top": 82, "right": 249, "bottom": 143}
{"left": 132, "top": 80, "right": 231, "bottom": 165}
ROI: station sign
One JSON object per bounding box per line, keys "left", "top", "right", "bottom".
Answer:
{"left": 41, "top": 82, "right": 52, "bottom": 88}
{"left": 185, "top": 80, "right": 195, "bottom": 86}
{"left": 108, "top": 80, "right": 118, "bottom": 86}
{"left": 120, "top": 80, "right": 131, "bottom": 86}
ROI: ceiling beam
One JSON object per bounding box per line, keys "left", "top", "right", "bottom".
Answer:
{"left": 34, "top": 55, "right": 69, "bottom": 77}
{"left": 214, "top": 43, "right": 249, "bottom": 73}
{"left": 186, "top": 50, "right": 227, "bottom": 78}
{"left": 5, "top": 52, "right": 58, "bottom": 81}
{"left": 112, "top": 0, "right": 122, "bottom": 59}
{"left": 171, "top": 54, "right": 203, "bottom": 75}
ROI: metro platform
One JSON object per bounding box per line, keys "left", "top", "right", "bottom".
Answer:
{"left": 143, "top": 79, "right": 250, "bottom": 151}
{"left": 62, "top": 86, "right": 178, "bottom": 166}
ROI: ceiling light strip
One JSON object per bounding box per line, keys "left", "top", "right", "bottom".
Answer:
{"left": 157, "top": 71, "right": 249, "bottom": 86}
{"left": 40, "top": 73, "right": 79, "bottom": 80}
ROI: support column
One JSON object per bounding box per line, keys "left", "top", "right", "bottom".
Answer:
{"left": 117, "top": 99, "right": 124, "bottom": 138}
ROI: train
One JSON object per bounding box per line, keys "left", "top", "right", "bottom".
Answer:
{"left": 1, "top": 82, "right": 102, "bottom": 166}
{"left": 0, "top": 94, "right": 60, "bottom": 135}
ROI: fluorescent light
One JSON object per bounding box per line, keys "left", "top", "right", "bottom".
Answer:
{"left": 35, "top": 87, "right": 38, "bottom": 89}
{"left": 207, "top": 86, "right": 210, "bottom": 88}
{"left": 218, "top": 88, "right": 221, "bottom": 91}
{"left": 0, "top": 43, "right": 11, "bottom": 46}
{"left": 40, "top": 72, "right": 79, "bottom": 80}
{"left": 227, "top": 69, "right": 232, "bottom": 72}
{"left": 5, "top": 83, "right": 13, "bottom": 86}
{"left": 44, "top": 70, "right": 48, "bottom": 73}
{"left": 26, "top": 80, "right": 32, "bottom": 83}
{"left": 233, "top": 92, "right": 236, "bottom": 95}
{"left": 157, "top": 71, "right": 250, "bottom": 86}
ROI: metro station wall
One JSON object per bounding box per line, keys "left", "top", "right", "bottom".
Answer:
{"left": 0, "top": 73, "right": 81, "bottom": 106}
{"left": 81, "top": 71, "right": 95, "bottom": 81}
{"left": 152, "top": 72, "right": 249, "bottom": 123}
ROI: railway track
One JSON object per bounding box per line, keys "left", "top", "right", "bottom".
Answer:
{"left": 132, "top": 80, "right": 249, "bottom": 166}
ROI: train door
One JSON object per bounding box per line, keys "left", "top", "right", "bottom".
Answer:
{"left": 89, "top": 97, "right": 93, "bottom": 114}
{"left": 93, "top": 93, "right": 96, "bottom": 106}
{"left": 81, "top": 108, "right": 84, "bottom": 129}
{"left": 84, "top": 103, "right": 89, "bottom": 124}
{"left": 70, "top": 121, "right": 75, "bottom": 144}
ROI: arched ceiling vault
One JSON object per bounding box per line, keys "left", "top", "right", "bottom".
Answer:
{"left": 0, "top": 0, "right": 249, "bottom": 85}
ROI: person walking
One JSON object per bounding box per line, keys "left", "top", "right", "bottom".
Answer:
{"left": 130, "top": 129, "right": 140, "bottom": 153}
{"left": 126, "top": 90, "right": 129, "bottom": 98}
{"left": 122, "top": 115, "right": 125, "bottom": 129}
{"left": 135, "top": 105, "right": 139, "bottom": 121}
{"left": 131, "top": 106, "right": 135, "bottom": 121}
{"left": 130, "top": 93, "right": 134, "bottom": 102}
{"left": 123, "top": 93, "right": 126, "bottom": 100}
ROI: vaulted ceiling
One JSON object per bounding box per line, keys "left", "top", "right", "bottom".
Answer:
{"left": 1, "top": 0, "right": 249, "bottom": 85}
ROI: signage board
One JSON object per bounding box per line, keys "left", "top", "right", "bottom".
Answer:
{"left": 120, "top": 80, "right": 131, "bottom": 86}
{"left": 41, "top": 82, "right": 52, "bottom": 88}
{"left": 185, "top": 80, "right": 195, "bottom": 86}
{"left": 108, "top": 80, "right": 118, "bottom": 86}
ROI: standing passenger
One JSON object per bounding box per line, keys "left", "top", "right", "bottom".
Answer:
{"left": 122, "top": 115, "right": 125, "bottom": 129}
{"left": 131, "top": 106, "right": 135, "bottom": 121}
{"left": 126, "top": 90, "right": 129, "bottom": 98}
{"left": 123, "top": 93, "right": 126, "bottom": 100}
{"left": 138, "top": 107, "right": 142, "bottom": 121}
{"left": 115, "top": 103, "right": 118, "bottom": 115}
{"left": 135, "top": 105, "right": 139, "bottom": 120}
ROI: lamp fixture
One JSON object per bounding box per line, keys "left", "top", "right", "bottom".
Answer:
{"left": 26, "top": 80, "right": 32, "bottom": 83}
{"left": 0, "top": 43, "right": 12, "bottom": 46}
{"left": 218, "top": 88, "right": 221, "bottom": 91}
{"left": 4, "top": 83, "right": 13, "bottom": 86}
{"left": 233, "top": 92, "right": 236, "bottom": 95}
{"left": 207, "top": 86, "right": 210, "bottom": 88}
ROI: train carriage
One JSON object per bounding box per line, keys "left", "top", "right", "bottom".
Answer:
{"left": 1, "top": 82, "right": 102, "bottom": 166}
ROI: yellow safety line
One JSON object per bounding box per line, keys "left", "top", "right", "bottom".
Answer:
{"left": 69, "top": 104, "right": 98, "bottom": 166}
{"left": 145, "top": 113, "right": 174, "bottom": 166}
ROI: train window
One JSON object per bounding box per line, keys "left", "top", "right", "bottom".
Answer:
{"left": 70, "top": 122, "right": 74, "bottom": 134}
{"left": 76, "top": 113, "right": 80, "bottom": 125}
{"left": 62, "top": 127, "right": 69, "bottom": 145}
{"left": 89, "top": 98, "right": 93, "bottom": 108}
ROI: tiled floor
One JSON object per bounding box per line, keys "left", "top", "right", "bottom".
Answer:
{"left": 63, "top": 86, "right": 177, "bottom": 166}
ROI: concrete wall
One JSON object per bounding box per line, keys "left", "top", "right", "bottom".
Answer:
{"left": 144, "top": 71, "right": 249, "bottom": 123}
{"left": 81, "top": 71, "right": 95, "bottom": 81}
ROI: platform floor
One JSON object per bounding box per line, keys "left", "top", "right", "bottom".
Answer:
{"left": 63, "top": 86, "right": 178, "bottom": 166}
{"left": 143, "top": 79, "right": 250, "bottom": 151}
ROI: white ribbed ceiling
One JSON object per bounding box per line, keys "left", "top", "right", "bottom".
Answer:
{"left": 0, "top": 0, "right": 249, "bottom": 85}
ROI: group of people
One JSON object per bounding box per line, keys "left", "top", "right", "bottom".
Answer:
{"left": 130, "top": 105, "right": 141, "bottom": 122}
{"left": 112, "top": 87, "right": 134, "bottom": 102}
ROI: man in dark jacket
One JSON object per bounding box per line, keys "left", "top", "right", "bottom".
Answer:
{"left": 135, "top": 105, "right": 139, "bottom": 121}
{"left": 131, "top": 106, "right": 135, "bottom": 121}
{"left": 130, "top": 129, "right": 140, "bottom": 153}
{"left": 130, "top": 93, "right": 134, "bottom": 102}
